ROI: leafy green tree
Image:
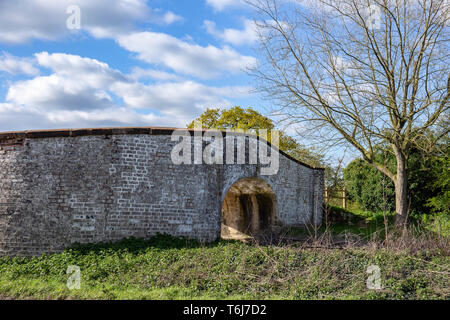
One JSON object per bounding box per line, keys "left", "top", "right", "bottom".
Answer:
{"left": 424, "top": 144, "right": 449, "bottom": 215}
{"left": 344, "top": 136, "right": 449, "bottom": 216}
{"left": 188, "top": 106, "right": 324, "bottom": 167}
{"left": 344, "top": 158, "right": 395, "bottom": 213}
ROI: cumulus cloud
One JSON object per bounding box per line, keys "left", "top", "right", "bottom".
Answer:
{"left": 0, "top": 52, "right": 252, "bottom": 131}
{"left": 6, "top": 52, "right": 125, "bottom": 111}
{"left": 161, "top": 11, "right": 184, "bottom": 25}
{"left": 43, "top": 108, "right": 165, "bottom": 127}
{"left": 117, "top": 31, "right": 257, "bottom": 79}
{"left": 111, "top": 80, "right": 251, "bottom": 117}
{"left": 35, "top": 52, "right": 127, "bottom": 86}
{"left": 0, "top": 102, "right": 173, "bottom": 131}
{"left": 129, "top": 67, "right": 182, "bottom": 81}
{"left": 204, "top": 19, "right": 259, "bottom": 46}
{"left": 0, "top": 0, "right": 182, "bottom": 43}
{"left": 7, "top": 74, "right": 115, "bottom": 111}
{"left": 0, "top": 1, "right": 254, "bottom": 82}
{"left": 206, "top": 0, "right": 246, "bottom": 11}
{"left": 0, "top": 53, "right": 40, "bottom": 76}
{"left": 0, "top": 1, "right": 257, "bottom": 131}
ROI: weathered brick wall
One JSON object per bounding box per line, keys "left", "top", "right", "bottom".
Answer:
{"left": 0, "top": 128, "right": 323, "bottom": 256}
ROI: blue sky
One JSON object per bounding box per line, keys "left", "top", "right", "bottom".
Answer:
{"left": 0, "top": 0, "right": 268, "bottom": 131}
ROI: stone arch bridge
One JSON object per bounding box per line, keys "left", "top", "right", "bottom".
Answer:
{"left": 0, "top": 127, "right": 324, "bottom": 256}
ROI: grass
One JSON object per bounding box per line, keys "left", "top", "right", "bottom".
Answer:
{"left": 321, "top": 205, "right": 393, "bottom": 239}
{"left": 321, "top": 203, "right": 450, "bottom": 240}
{"left": 0, "top": 232, "right": 448, "bottom": 300}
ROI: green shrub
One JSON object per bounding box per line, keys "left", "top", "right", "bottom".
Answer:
{"left": 343, "top": 142, "right": 448, "bottom": 218}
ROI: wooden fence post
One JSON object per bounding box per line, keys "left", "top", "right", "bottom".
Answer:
{"left": 342, "top": 187, "right": 347, "bottom": 210}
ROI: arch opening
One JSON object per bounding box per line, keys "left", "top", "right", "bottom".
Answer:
{"left": 221, "top": 178, "right": 276, "bottom": 240}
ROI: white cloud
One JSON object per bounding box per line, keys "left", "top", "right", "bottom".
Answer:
{"left": 117, "top": 31, "right": 257, "bottom": 79}
{"left": 147, "top": 9, "right": 184, "bottom": 26}
{"left": 35, "top": 52, "right": 127, "bottom": 86}
{"left": 0, "top": 53, "right": 39, "bottom": 76}
{"left": 6, "top": 52, "right": 124, "bottom": 111}
{"left": 0, "top": 102, "right": 174, "bottom": 131}
{"left": 81, "top": 0, "right": 150, "bottom": 39}
{"left": 7, "top": 74, "right": 115, "bottom": 111}
{"left": 0, "top": 0, "right": 181, "bottom": 43}
{"left": 0, "top": 1, "right": 255, "bottom": 131}
{"left": 206, "top": 0, "right": 246, "bottom": 11}
{"left": 111, "top": 80, "right": 251, "bottom": 117}
{"left": 162, "top": 11, "right": 184, "bottom": 25}
{"left": 43, "top": 108, "right": 165, "bottom": 127}
{"left": 129, "top": 67, "right": 182, "bottom": 81}
{"left": 204, "top": 19, "right": 259, "bottom": 46}
{"left": 0, "top": 52, "right": 252, "bottom": 131}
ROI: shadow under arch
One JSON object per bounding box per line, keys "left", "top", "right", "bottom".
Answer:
{"left": 221, "top": 177, "right": 277, "bottom": 240}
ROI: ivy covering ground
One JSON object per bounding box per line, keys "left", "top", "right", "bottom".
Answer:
{"left": 0, "top": 234, "right": 448, "bottom": 300}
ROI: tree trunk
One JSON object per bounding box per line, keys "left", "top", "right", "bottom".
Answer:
{"left": 394, "top": 147, "right": 408, "bottom": 227}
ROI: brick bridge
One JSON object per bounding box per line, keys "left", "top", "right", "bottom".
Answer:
{"left": 0, "top": 127, "right": 324, "bottom": 256}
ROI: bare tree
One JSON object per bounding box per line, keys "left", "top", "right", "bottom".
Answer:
{"left": 248, "top": 0, "right": 449, "bottom": 225}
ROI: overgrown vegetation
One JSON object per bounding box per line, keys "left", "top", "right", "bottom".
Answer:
{"left": 0, "top": 233, "right": 448, "bottom": 300}
{"left": 324, "top": 205, "right": 449, "bottom": 239}
{"left": 342, "top": 135, "right": 449, "bottom": 238}
{"left": 343, "top": 137, "right": 449, "bottom": 218}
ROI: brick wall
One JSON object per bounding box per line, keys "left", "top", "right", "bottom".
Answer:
{"left": 0, "top": 129, "right": 323, "bottom": 256}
